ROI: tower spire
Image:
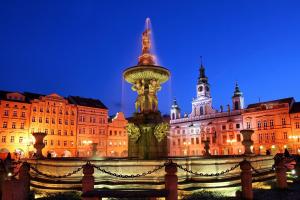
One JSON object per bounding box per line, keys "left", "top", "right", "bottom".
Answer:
{"left": 138, "top": 18, "right": 156, "bottom": 65}
{"left": 233, "top": 82, "right": 243, "bottom": 97}
{"left": 198, "top": 57, "right": 208, "bottom": 84}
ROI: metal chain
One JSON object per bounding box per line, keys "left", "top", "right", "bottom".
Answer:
{"left": 92, "top": 163, "right": 166, "bottom": 178}
{"left": 30, "top": 165, "right": 83, "bottom": 178}
{"left": 176, "top": 163, "right": 240, "bottom": 176}
{"left": 249, "top": 163, "right": 274, "bottom": 174}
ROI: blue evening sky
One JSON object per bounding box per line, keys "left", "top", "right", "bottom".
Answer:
{"left": 0, "top": 0, "right": 299, "bottom": 116}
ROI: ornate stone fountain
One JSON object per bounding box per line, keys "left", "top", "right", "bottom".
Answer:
{"left": 123, "top": 18, "right": 170, "bottom": 159}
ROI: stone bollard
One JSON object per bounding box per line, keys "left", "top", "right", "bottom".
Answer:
{"left": 165, "top": 161, "right": 178, "bottom": 200}
{"left": 275, "top": 158, "right": 288, "bottom": 189}
{"left": 240, "top": 130, "right": 254, "bottom": 156}
{"left": 19, "top": 162, "right": 31, "bottom": 198}
{"left": 240, "top": 160, "right": 253, "bottom": 200}
{"left": 82, "top": 162, "right": 97, "bottom": 200}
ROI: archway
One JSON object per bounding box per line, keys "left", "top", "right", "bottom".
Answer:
{"left": 62, "top": 150, "right": 72, "bottom": 157}
{"left": 48, "top": 150, "right": 57, "bottom": 158}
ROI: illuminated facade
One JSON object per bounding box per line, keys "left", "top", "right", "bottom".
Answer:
{"left": 0, "top": 92, "right": 32, "bottom": 158}
{"left": 0, "top": 90, "right": 127, "bottom": 158}
{"left": 107, "top": 112, "right": 128, "bottom": 157}
{"left": 169, "top": 64, "right": 300, "bottom": 156}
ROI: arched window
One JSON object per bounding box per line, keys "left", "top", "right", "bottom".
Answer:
{"left": 234, "top": 101, "right": 239, "bottom": 110}
{"left": 172, "top": 113, "right": 175, "bottom": 120}
{"left": 200, "top": 106, "right": 204, "bottom": 115}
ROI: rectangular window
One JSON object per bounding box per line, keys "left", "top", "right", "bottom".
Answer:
{"left": 177, "top": 138, "right": 180, "bottom": 145}
{"left": 63, "top": 141, "right": 67, "bottom": 146}
{"left": 20, "top": 122, "right": 24, "bottom": 129}
{"left": 236, "top": 123, "right": 240, "bottom": 129}
{"left": 12, "top": 122, "right": 16, "bottom": 129}
{"left": 58, "top": 130, "right": 61, "bottom": 135}
{"left": 45, "top": 129, "right": 48, "bottom": 134}
{"left": 10, "top": 136, "right": 14, "bottom": 143}
{"left": 19, "top": 137, "right": 23, "bottom": 143}
{"left": 40, "top": 108, "right": 43, "bottom": 112}
{"left": 257, "top": 121, "right": 261, "bottom": 130}
{"left": 4, "top": 110, "right": 9, "bottom": 116}
{"left": 265, "top": 133, "right": 269, "bottom": 142}
{"left": 1, "top": 136, "right": 6, "bottom": 143}
{"left": 58, "top": 140, "right": 60, "bottom": 146}
{"left": 70, "top": 130, "right": 73, "bottom": 136}
{"left": 64, "top": 130, "right": 67, "bottom": 136}
{"left": 51, "top": 129, "right": 54, "bottom": 135}
{"left": 46, "top": 118, "right": 49, "bottom": 123}
{"left": 52, "top": 118, "right": 55, "bottom": 124}
{"left": 263, "top": 120, "right": 268, "bottom": 130}
{"left": 32, "top": 117, "right": 35, "bottom": 122}
{"left": 191, "top": 138, "right": 195, "bottom": 145}
{"left": 246, "top": 122, "right": 251, "bottom": 129}
{"left": 65, "top": 120, "right": 68, "bottom": 125}
{"left": 3, "top": 122, "right": 7, "bottom": 128}
{"left": 70, "top": 141, "right": 74, "bottom": 146}
{"left": 39, "top": 117, "right": 42, "bottom": 123}
{"left": 71, "top": 120, "right": 74, "bottom": 125}
{"left": 44, "top": 140, "right": 47, "bottom": 145}
{"left": 13, "top": 110, "right": 17, "bottom": 117}
{"left": 237, "top": 134, "right": 241, "bottom": 142}
{"left": 258, "top": 133, "right": 262, "bottom": 143}
{"left": 271, "top": 132, "right": 275, "bottom": 142}
{"left": 296, "top": 122, "right": 300, "bottom": 129}
{"left": 222, "top": 125, "right": 226, "bottom": 130}
{"left": 283, "top": 132, "right": 288, "bottom": 140}
{"left": 21, "top": 112, "right": 25, "bottom": 117}
{"left": 50, "top": 140, "right": 54, "bottom": 146}
{"left": 282, "top": 118, "right": 286, "bottom": 126}
{"left": 270, "top": 120, "right": 274, "bottom": 128}
{"left": 59, "top": 119, "right": 62, "bottom": 124}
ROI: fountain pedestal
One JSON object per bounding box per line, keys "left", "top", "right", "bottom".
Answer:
{"left": 128, "top": 112, "right": 168, "bottom": 159}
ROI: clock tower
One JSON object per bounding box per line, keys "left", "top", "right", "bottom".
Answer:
{"left": 191, "top": 63, "right": 215, "bottom": 116}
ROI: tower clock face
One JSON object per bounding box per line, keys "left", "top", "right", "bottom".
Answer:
{"left": 205, "top": 86, "right": 209, "bottom": 92}
{"left": 198, "top": 86, "right": 203, "bottom": 92}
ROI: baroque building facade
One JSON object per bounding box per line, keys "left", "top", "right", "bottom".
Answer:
{"left": 0, "top": 90, "right": 128, "bottom": 158}
{"left": 169, "top": 64, "right": 300, "bottom": 156}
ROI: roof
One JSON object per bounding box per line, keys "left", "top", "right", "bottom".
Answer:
{"left": 0, "top": 90, "right": 44, "bottom": 103}
{"left": 290, "top": 102, "right": 300, "bottom": 113}
{"left": 247, "top": 97, "right": 295, "bottom": 109}
{"left": 68, "top": 96, "right": 107, "bottom": 109}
